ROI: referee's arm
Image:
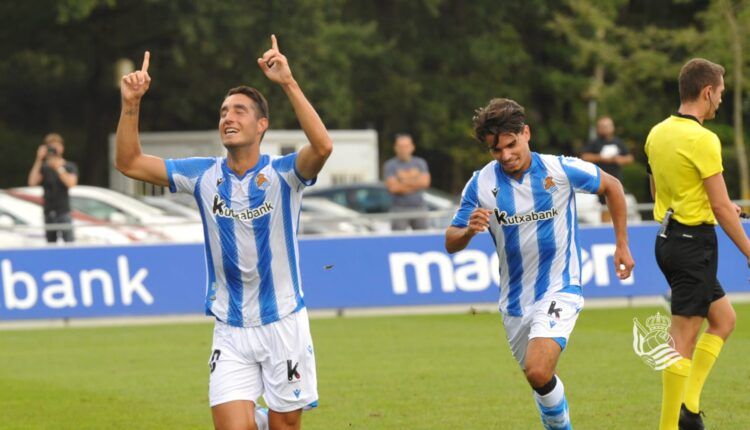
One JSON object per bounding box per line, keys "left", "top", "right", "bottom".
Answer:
{"left": 704, "top": 173, "right": 750, "bottom": 262}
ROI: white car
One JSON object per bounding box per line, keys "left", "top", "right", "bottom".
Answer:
{"left": 12, "top": 186, "right": 204, "bottom": 243}
{"left": 575, "top": 193, "right": 603, "bottom": 225}
{"left": 0, "top": 191, "right": 139, "bottom": 247}
{"left": 575, "top": 193, "right": 643, "bottom": 226}
{"left": 144, "top": 194, "right": 371, "bottom": 236}
{"left": 139, "top": 195, "right": 202, "bottom": 221}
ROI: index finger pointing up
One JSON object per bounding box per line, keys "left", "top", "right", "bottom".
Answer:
{"left": 141, "top": 51, "right": 150, "bottom": 73}
{"left": 271, "top": 34, "right": 279, "bottom": 51}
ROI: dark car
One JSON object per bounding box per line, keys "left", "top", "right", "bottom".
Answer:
{"left": 306, "top": 183, "right": 393, "bottom": 214}
{"left": 306, "top": 183, "right": 458, "bottom": 229}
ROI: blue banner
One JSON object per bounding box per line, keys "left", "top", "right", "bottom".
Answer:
{"left": 1, "top": 224, "right": 748, "bottom": 320}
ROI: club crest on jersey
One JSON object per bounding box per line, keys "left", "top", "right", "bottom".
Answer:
{"left": 544, "top": 176, "right": 558, "bottom": 193}
{"left": 494, "top": 207, "right": 558, "bottom": 225}
{"left": 212, "top": 195, "right": 273, "bottom": 222}
{"left": 255, "top": 173, "right": 270, "bottom": 190}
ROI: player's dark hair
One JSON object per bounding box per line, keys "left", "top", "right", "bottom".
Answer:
{"left": 473, "top": 98, "right": 526, "bottom": 143}
{"left": 678, "top": 59, "right": 724, "bottom": 103}
{"left": 225, "top": 86, "right": 269, "bottom": 120}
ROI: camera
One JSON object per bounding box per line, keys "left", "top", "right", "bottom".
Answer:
{"left": 45, "top": 144, "right": 58, "bottom": 157}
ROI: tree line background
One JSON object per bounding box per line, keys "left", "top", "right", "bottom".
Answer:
{"left": 2, "top": 0, "right": 750, "bottom": 205}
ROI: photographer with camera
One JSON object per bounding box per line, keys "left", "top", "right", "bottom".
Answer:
{"left": 27, "top": 133, "right": 78, "bottom": 243}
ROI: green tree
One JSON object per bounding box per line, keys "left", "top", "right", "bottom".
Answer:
{"left": 699, "top": 0, "right": 750, "bottom": 201}
{"left": 0, "top": 0, "right": 382, "bottom": 187}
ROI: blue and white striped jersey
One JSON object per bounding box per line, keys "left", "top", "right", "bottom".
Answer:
{"left": 451, "top": 153, "right": 601, "bottom": 317}
{"left": 166, "top": 153, "right": 313, "bottom": 327}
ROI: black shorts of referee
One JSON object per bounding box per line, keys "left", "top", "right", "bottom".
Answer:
{"left": 655, "top": 220, "right": 725, "bottom": 317}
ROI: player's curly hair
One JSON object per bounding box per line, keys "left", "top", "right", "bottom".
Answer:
{"left": 225, "top": 86, "right": 269, "bottom": 120}
{"left": 472, "top": 98, "right": 526, "bottom": 143}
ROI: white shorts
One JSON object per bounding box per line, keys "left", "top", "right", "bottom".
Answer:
{"left": 501, "top": 290, "right": 584, "bottom": 368}
{"left": 208, "top": 308, "right": 318, "bottom": 412}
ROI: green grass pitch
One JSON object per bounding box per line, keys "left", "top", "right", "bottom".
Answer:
{"left": 1, "top": 304, "right": 749, "bottom": 429}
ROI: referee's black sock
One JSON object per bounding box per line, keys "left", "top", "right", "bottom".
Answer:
{"left": 533, "top": 375, "right": 558, "bottom": 396}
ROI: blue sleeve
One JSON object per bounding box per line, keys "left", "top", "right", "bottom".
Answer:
{"left": 451, "top": 171, "right": 480, "bottom": 228}
{"left": 165, "top": 157, "right": 216, "bottom": 194}
{"left": 559, "top": 156, "right": 601, "bottom": 194}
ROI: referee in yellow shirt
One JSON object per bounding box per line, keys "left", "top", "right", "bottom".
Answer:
{"left": 646, "top": 58, "right": 750, "bottom": 430}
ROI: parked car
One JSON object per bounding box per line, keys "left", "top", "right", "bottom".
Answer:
{"left": 139, "top": 194, "right": 202, "bottom": 221}
{"left": 299, "top": 197, "right": 375, "bottom": 235}
{"left": 0, "top": 190, "right": 144, "bottom": 246}
{"left": 574, "top": 193, "right": 643, "bottom": 226}
{"left": 306, "top": 182, "right": 641, "bottom": 228}
{"left": 305, "top": 183, "right": 458, "bottom": 230}
{"left": 11, "top": 186, "right": 204, "bottom": 243}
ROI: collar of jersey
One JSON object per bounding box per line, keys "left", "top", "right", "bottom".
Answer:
{"left": 495, "top": 152, "right": 538, "bottom": 185}
{"left": 672, "top": 112, "right": 702, "bottom": 125}
{"left": 221, "top": 154, "right": 270, "bottom": 181}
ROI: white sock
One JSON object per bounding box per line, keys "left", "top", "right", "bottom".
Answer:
{"left": 255, "top": 405, "right": 269, "bottom": 430}
{"left": 534, "top": 375, "right": 565, "bottom": 408}
{"left": 534, "top": 376, "right": 571, "bottom": 429}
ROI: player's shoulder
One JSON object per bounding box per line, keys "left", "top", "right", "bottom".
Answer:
{"left": 170, "top": 156, "right": 221, "bottom": 177}
{"left": 541, "top": 153, "right": 598, "bottom": 180}
{"left": 268, "top": 152, "right": 296, "bottom": 173}
{"left": 458, "top": 161, "right": 494, "bottom": 191}
{"left": 537, "top": 153, "right": 569, "bottom": 174}
{"left": 172, "top": 156, "right": 221, "bottom": 166}
{"left": 475, "top": 159, "right": 497, "bottom": 179}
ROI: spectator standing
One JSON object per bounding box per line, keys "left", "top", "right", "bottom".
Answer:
{"left": 27, "top": 133, "right": 78, "bottom": 243}
{"left": 581, "top": 116, "right": 634, "bottom": 222}
{"left": 383, "top": 134, "right": 431, "bottom": 230}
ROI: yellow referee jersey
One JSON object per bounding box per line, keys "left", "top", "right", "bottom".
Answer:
{"left": 645, "top": 115, "right": 723, "bottom": 225}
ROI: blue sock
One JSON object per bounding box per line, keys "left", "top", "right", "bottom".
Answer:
{"left": 533, "top": 376, "right": 572, "bottom": 430}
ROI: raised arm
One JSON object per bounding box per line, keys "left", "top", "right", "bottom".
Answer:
{"left": 598, "top": 170, "right": 635, "bottom": 279}
{"left": 115, "top": 51, "right": 168, "bottom": 186}
{"left": 257, "top": 35, "right": 332, "bottom": 180}
{"left": 27, "top": 145, "right": 46, "bottom": 186}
